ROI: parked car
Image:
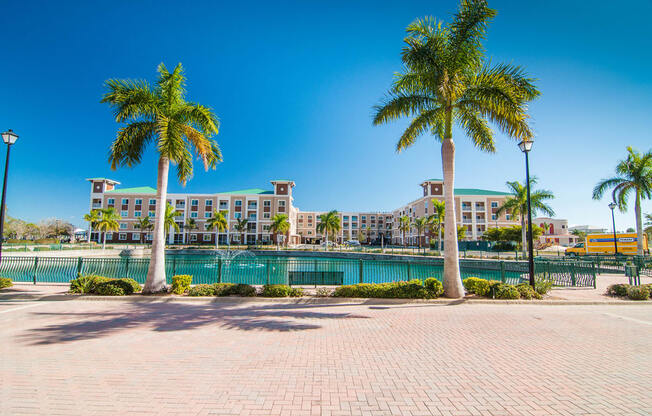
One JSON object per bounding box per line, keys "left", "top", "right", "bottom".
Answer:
{"left": 320, "top": 241, "right": 337, "bottom": 248}
{"left": 345, "top": 240, "right": 361, "bottom": 247}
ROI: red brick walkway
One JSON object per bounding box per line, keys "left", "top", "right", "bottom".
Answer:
{"left": 1, "top": 299, "right": 650, "bottom": 415}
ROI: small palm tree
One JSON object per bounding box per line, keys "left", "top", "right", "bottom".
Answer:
{"left": 317, "top": 210, "right": 341, "bottom": 249}
{"left": 136, "top": 217, "right": 153, "bottom": 245}
{"left": 101, "top": 62, "right": 222, "bottom": 293}
{"left": 233, "top": 218, "right": 249, "bottom": 247}
{"left": 496, "top": 178, "right": 554, "bottom": 255}
{"left": 164, "top": 203, "right": 183, "bottom": 241}
{"left": 83, "top": 209, "right": 101, "bottom": 244}
{"left": 428, "top": 199, "right": 445, "bottom": 253}
{"left": 593, "top": 147, "right": 652, "bottom": 255}
{"left": 413, "top": 217, "right": 429, "bottom": 249}
{"left": 372, "top": 0, "right": 538, "bottom": 298}
{"left": 185, "top": 217, "right": 198, "bottom": 245}
{"left": 206, "top": 210, "right": 228, "bottom": 249}
{"left": 96, "top": 208, "right": 120, "bottom": 249}
{"left": 398, "top": 216, "right": 411, "bottom": 246}
{"left": 357, "top": 228, "right": 367, "bottom": 244}
{"left": 270, "top": 214, "right": 290, "bottom": 249}
{"left": 541, "top": 222, "right": 551, "bottom": 235}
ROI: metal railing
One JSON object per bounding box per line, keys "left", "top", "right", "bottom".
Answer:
{"left": 0, "top": 255, "right": 596, "bottom": 287}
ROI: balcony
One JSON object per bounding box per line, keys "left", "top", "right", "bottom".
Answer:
{"left": 462, "top": 218, "right": 473, "bottom": 224}
{"left": 92, "top": 203, "right": 102, "bottom": 209}
{"left": 475, "top": 204, "right": 485, "bottom": 212}
{"left": 461, "top": 204, "right": 472, "bottom": 211}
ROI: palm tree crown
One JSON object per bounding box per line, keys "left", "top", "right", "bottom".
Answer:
{"left": 206, "top": 211, "right": 228, "bottom": 249}
{"left": 270, "top": 214, "right": 290, "bottom": 244}
{"left": 164, "top": 203, "right": 183, "bottom": 237}
{"left": 96, "top": 208, "right": 121, "bottom": 249}
{"left": 317, "top": 211, "right": 341, "bottom": 245}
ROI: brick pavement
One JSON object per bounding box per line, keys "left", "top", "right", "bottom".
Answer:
{"left": 1, "top": 298, "right": 651, "bottom": 415}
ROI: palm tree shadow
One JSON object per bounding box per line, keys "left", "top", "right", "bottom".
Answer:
{"left": 20, "top": 301, "right": 370, "bottom": 345}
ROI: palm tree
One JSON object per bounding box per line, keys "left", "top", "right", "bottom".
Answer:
{"left": 541, "top": 222, "right": 551, "bottom": 235}
{"left": 101, "top": 63, "right": 222, "bottom": 293}
{"left": 136, "top": 217, "right": 153, "bottom": 245}
{"left": 496, "top": 178, "right": 554, "bottom": 256}
{"left": 270, "top": 214, "right": 290, "bottom": 249}
{"left": 413, "top": 217, "right": 429, "bottom": 249}
{"left": 593, "top": 147, "right": 652, "bottom": 255}
{"left": 96, "top": 208, "right": 120, "bottom": 250}
{"left": 357, "top": 227, "right": 367, "bottom": 244}
{"left": 428, "top": 199, "right": 445, "bottom": 253}
{"left": 185, "top": 217, "right": 198, "bottom": 245}
{"left": 233, "top": 218, "right": 249, "bottom": 247}
{"left": 372, "top": 0, "right": 538, "bottom": 298}
{"left": 398, "top": 216, "right": 411, "bottom": 246}
{"left": 206, "top": 210, "right": 228, "bottom": 249}
{"left": 164, "top": 203, "right": 183, "bottom": 241}
{"left": 317, "top": 210, "right": 341, "bottom": 249}
{"left": 83, "top": 209, "right": 101, "bottom": 244}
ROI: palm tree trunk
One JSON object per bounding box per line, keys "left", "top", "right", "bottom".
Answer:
{"left": 438, "top": 223, "right": 442, "bottom": 254}
{"left": 635, "top": 190, "right": 644, "bottom": 255}
{"left": 521, "top": 215, "right": 527, "bottom": 256}
{"left": 102, "top": 231, "right": 106, "bottom": 250}
{"left": 87, "top": 224, "right": 92, "bottom": 244}
{"left": 215, "top": 230, "right": 219, "bottom": 250}
{"left": 144, "top": 156, "right": 169, "bottom": 293}
{"left": 441, "top": 137, "right": 464, "bottom": 298}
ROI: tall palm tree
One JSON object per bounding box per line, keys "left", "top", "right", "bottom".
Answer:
{"left": 83, "top": 209, "right": 101, "bottom": 244}
{"left": 593, "top": 147, "right": 652, "bottom": 255}
{"left": 101, "top": 62, "right": 222, "bottom": 293}
{"left": 428, "top": 199, "right": 445, "bottom": 253}
{"left": 233, "top": 218, "right": 249, "bottom": 247}
{"left": 317, "top": 210, "right": 341, "bottom": 249}
{"left": 398, "top": 216, "right": 411, "bottom": 246}
{"left": 136, "top": 217, "right": 153, "bottom": 245}
{"left": 496, "top": 178, "right": 554, "bottom": 255}
{"left": 270, "top": 214, "right": 290, "bottom": 249}
{"left": 372, "top": 0, "right": 538, "bottom": 298}
{"left": 206, "top": 210, "right": 228, "bottom": 249}
{"left": 185, "top": 217, "right": 198, "bottom": 245}
{"left": 413, "top": 217, "right": 429, "bottom": 249}
{"left": 164, "top": 203, "right": 183, "bottom": 241}
{"left": 96, "top": 208, "right": 120, "bottom": 250}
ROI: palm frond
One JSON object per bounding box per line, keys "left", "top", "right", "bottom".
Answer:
{"left": 108, "top": 121, "right": 156, "bottom": 169}
{"left": 456, "top": 106, "right": 494, "bottom": 152}
{"left": 447, "top": 0, "right": 497, "bottom": 72}
{"left": 592, "top": 176, "right": 625, "bottom": 200}
{"left": 372, "top": 93, "right": 438, "bottom": 125}
{"left": 396, "top": 108, "right": 444, "bottom": 152}
{"left": 100, "top": 79, "right": 158, "bottom": 122}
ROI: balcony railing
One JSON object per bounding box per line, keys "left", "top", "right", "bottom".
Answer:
{"left": 461, "top": 205, "right": 472, "bottom": 211}
{"left": 462, "top": 218, "right": 473, "bottom": 224}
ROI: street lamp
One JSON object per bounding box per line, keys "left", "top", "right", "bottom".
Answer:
{"left": 0, "top": 129, "right": 19, "bottom": 264}
{"left": 518, "top": 138, "right": 535, "bottom": 288}
{"left": 608, "top": 202, "right": 618, "bottom": 255}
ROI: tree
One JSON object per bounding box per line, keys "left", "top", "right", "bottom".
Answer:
{"left": 645, "top": 213, "right": 652, "bottom": 241}
{"left": 541, "top": 222, "right": 551, "bottom": 235}
{"left": 413, "top": 217, "right": 429, "bottom": 249}
{"left": 457, "top": 225, "right": 467, "bottom": 241}
{"left": 372, "top": 0, "right": 539, "bottom": 297}
{"left": 428, "top": 199, "right": 445, "bottom": 252}
{"left": 96, "top": 208, "right": 120, "bottom": 249}
{"left": 398, "top": 216, "right": 411, "bottom": 246}
{"left": 40, "top": 218, "right": 75, "bottom": 242}
{"left": 270, "top": 214, "right": 290, "bottom": 249}
{"left": 233, "top": 218, "right": 249, "bottom": 247}
{"left": 593, "top": 147, "right": 652, "bottom": 256}
{"left": 357, "top": 227, "right": 367, "bottom": 244}
{"left": 185, "top": 217, "right": 198, "bottom": 245}
{"left": 496, "top": 178, "right": 554, "bottom": 256}
{"left": 102, "top": 62, "right": 222, "bottom": 293}
{"left": 136, "top": 217, "right": 154, "bottom": 245}
{"left": 83, "top": 210, "right": 101, "bottom": 243}
{"left": 206, "top": 210, "right": 228, "bottom": 249}
{"left": 317, "top": 210, "right": 341, "bottom": 249}
{"left": 571, "top": 229, "right": 586, "bottom": 241}
{"left": 164, "top": 203, "right": 182, "bottom": 241}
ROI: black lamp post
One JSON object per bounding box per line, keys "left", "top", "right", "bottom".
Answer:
{"left": 608, "top": 202, "right": 618, "bottom": 256}
{"left": 518, "top": 138, "right": 535, "bottom": 288}
{"left": 0, "top": 129, "right": 19, "bottom": 264}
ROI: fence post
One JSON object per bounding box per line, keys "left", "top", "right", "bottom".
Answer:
{"left": 359, "top": 259, "right": 363, "bottom": 284}
{"left": 76, "top": 257, "right": 83, "bottom": 277}
{"left": 571, "top": 263, "right": 576, "bottom": 286}
{"left": 266, "top": 259, "right": 271, "bottom": 286}
{"left": 124, "top": 257, "right": 130, "bottom": 279}
{"left": 217, "top": 258, "right": 222, "bottom": 283}
{"left": 591, "top": 262, "right": 596, "bottom": 289}
{"left": 500, "top": 261, "right": 505, "bottom": 283}
{"left": 32, "top": 257, "right": 39, "bottom": 285}
{"left": 407, "top": 261, "right": 411, "bottom": 281}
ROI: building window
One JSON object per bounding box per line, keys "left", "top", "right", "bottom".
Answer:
{"left": 343, "top": 216, "right": 349, "bottom": 221}
{"left": 121, "top": 198, "right": 128, "bottom": 205}
{"left": 146, "top": 233, "right": 153, "bottom": 241}
{"left": 205, "top": 200, "right": 213, "bottom": 206}
{"left": 132, "top": 232, "right": 139, "bottom": 240}
{"left": 120, "top": 223, "right": 127, "bottom": 229}
{"left": 148, "top": 211, "right": 155, "bottom": 218}
{"left": 234, "top": 212, "right": 241, "bottom": 219}
{"left": 491, "top": 202, "right": 498, "bottom": 208}
{"left": 247, "top": 201, "right": 257, "bottom": 209}
{"left": 149, "top": 199, "right": 156, "bottom": 205}
{"left": 506, "top": 214, "right": 511, "bottom": 220}
{"left": 106, "top": 232, "right": 113, "bottom": 240}
{"left": 263, "top": 212, "right": 270, "bottom": 219}
{"left": 203, "top": 234, "right": 211, "bottom": 242}
{"left": 190, "top": 234, "right": 197, "bottom": 242}
{"left": 107, "top": 198, "right": 115, "bottom": 205}
{"left": 278, "top": 200, "right": 286, "bottom": 207}
{"left": 352, "top": 216, "right": 358, "bottom": 221}
{"left": 235, "top": 200, "right": 242, "bottom": 207}
{"left": 361, "top": 215, "right": 366, "bottom": 220}
{"left": 263, "top": 200, "right": 271, "bottom": 207}
{"left": 119, "top": 233, "right": 127, "bottom": 241}
{"left": 191, "top": 212, "right": 198, "bottom": 218}
{"left": 263, "top": 225, "right": 270, "bottom": 231}
{"left": 191, "top": 199, "right": 198, "bottom": 206}
{"left": 219, "top": 200, "right": 228, "bottom": 209}
{"left": 205, "top": 212, "right": 212, "bottom": 218}
{"left": 491, "top": 214, "right": 497, "bottom": 220}
{"left": 134, "top": 211, "right": 141, "bottom": 217}
{"left": 121, "top": 211, "right": 128, "bottom": 217}
{"left": 135, "top": 199, "right": 142, "bottom": 205}
{"left": 248, "top": 214, "right": 257, "bottom": 221}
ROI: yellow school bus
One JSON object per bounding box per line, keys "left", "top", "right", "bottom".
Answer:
{"left": 565, "top": 233, "right": 649, "bottom": 256}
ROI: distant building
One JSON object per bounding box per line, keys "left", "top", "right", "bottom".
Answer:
{"left": 569, "top": 225, "right": 607, "bottom": 234}
{"left": 534, "top": 217, "right": 578, "bottom": 247}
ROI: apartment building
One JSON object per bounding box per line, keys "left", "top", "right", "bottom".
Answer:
{"left": 534, "top": 217, "right": 579, "bottom": 247}
{"left": 87, "top": 177, "right": 519, "bottom": 245}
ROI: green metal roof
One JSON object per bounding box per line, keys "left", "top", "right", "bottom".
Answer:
{"left": 219, "top": 188, "right": 274, "bottom": 195}
{"left": 423, "top": 178, "right": 443, "bottom": 182}
{"left": 105, "top": 186, "right": 157, "bottom": 194}
{"left": 454, "top": 188, "right": 511, "bottom": 196}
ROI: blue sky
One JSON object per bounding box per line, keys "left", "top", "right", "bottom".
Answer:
{"left": 1, "top": 0, "right": 650, "bottom": 230}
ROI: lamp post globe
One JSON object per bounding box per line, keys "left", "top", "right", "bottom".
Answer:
{"left": 518, "top": 138, "right": 536, "bottom": 288}
{"left": 1, "top": 129, "right": 19, "bottom": 145}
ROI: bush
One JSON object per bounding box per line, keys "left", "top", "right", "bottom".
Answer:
{"left": 95, "top": 281, "right": 127, "bottom": 296}
{"left": 493, "top": 284, "right": 520, "bottom": 300}
{"left": 188, "top": 284, "right": 216, "bottom": 297}
{"left": 315, "top": 287, "right": 332, "bottom": 297}
{"left": 0, "top": 277, "right": 13, "bottom": 289}
{"left": 69, "top": 275, "right": 112, "bottom": 294}
{"left": 230, "top": 283, "right": 257, "bottom": 297}
{"left": 473, "top": 279, "right": 491, "bottom": 296}
{"left": 333, "top": 279, "right": 443, "bottom": 299}
{"left": 260, "top": 284, "right": 304, "bottom": 297}
{"left": 171, "top": 275, "right": 192, "bottom": 295}
{"left": 606, "top": 283, "right": 631, "bottom": 297}
{"left": 535, "top": 278, "right": 553, "bottom": 295}
{"left": 212, "top": 283, "right": 236, "bottom": 296}
{"left": 516, "top": 283, "right": 542, "bottom": 300}
{"left": 424, "top": 278, "right": 444, "bottom": 297}
{"left": 627, "top": 286, "right": 650, "bottom": 301}
{"left": 463, "top": 277, "right": 484, "bottom": 294}
{"left": 119, "top": 278, "right": 141, "bottom": 293}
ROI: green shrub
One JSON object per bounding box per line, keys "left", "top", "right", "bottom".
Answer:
{"left": 473, "top": 279, "right": 491, "bottom": 296}
{"left": 535, "top": 278, "right": 553, "bottom": 295}
{"left": 0, "top": 277, "right": 13, "bottom": 289}
{"left": 260, "top": 284, "right": 304, "bottom": 297}
{"left": 627, "top": 286, "right": 650, "bottom": 301}
{"left": 606, "top": 283, "right": 631, "bottom": 297}
{"left": 230, "top": 283, "right": 257, "bottom": 297}
{"left": 315, "top": 287, "right": 332, "bottom": 297}
{"left": 424, "top": 278, "right": 444, "bottom": 297}
{"left": 171, "top": 275, "right": 192, "bottom": 295}
{"left": 212, "top": 283, "right": 236, "bottom": 296}
{"left": 69, "top": 275, "right": 112, "bottom": 294}
{"left": 188, "top": 284, "right": 216, "bottom": 296}
{"left": 333, "top": 279, "right": 442, "bottom": 299}
{"left": 95, "top": 281, "right": 128, "bottom": 296}
{"left": 33, "top": 247, "right": 52, "bottom": 251}
{"left": 119, "top": 278, "right": 141, "bottom": 293}
{"left": 289, "top": 287, "right": 304, "bottom": 297}
{"left": 462, "top": 277, "right": 484, "bottom": 294}
{"left": 516, "top": 283, "right": 542, "bottom": 300}
{"left": 494, "top": 284, "right": 520, "bottom": 300}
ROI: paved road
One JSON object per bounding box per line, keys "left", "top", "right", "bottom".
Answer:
{"left": 0, "top": 299, "right": 650, "bottom": 415}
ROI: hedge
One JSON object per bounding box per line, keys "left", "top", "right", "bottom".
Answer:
{"left": 69, "top": 275, "right": 141, "bottom": 295}
{"left": 187, "top": 283, "right": 257, "bottom": 297}
{"left": 171, "top": 275, "right": 192, "bottom": 295}
{"left": 333, "top": 278, "right": 443, "bottom": 299}
{"left": 260, "top": 284, "right": 303, "bottom": 297}
{"left": 0, "top": 277, "right": 13, "bottom": 289}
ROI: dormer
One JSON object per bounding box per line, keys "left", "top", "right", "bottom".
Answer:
{"left": 271, "top": 180, "right": 295, "bottom": 197}
{"left": 86, "top": 178, "right": 120, "bottom": 194}
{"left": 420, "top": 179, "right": 443, "bottom": 197}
